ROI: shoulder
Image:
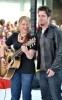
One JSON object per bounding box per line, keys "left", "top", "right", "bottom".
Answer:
{"left": 8, "top": 32, "right": 19, "bottom": 40}
{"left": 50, "top": 24, "right": 61, "bottom": 31}
{"left": 49, "top": 24, "right": 62, "bottom": 36}
{"left": 12, "top": 32, "right": 19, "bottom": 37}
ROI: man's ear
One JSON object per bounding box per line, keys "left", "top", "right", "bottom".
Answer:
{"left": 49, "top": 16, "right": 51, "bottom": 21}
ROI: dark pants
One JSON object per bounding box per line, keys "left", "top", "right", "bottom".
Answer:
{"left": 39, "top": 71, "right": 61, "bottom": 100}
{"left": 11, "top": 72, "right": 34, "bottom": 100}
{"left": 59, "top": 70, "right": 62, "bottom": 95}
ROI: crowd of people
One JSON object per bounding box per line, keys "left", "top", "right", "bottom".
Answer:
{"left": 0, "top": 5, "right": 62, "bottom": 100}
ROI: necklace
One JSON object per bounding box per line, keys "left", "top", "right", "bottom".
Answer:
{"left": 18, "top": 34, "right": 27, "bottom": 43}
{"left": 20, "top": 36, "right": 25, "bottom": 40}
{"left": 19, "top": 33, "right": 26, "bottom": 40}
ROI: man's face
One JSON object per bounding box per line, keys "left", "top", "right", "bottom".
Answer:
{"left": 38, "top": 11, "right": 50, "bottom": 26}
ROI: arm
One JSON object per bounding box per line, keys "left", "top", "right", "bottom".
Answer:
{"left": 0, "top": 43, "right": 8, "bottom": 67}
{"left": 21, "top": 35, "right": 37, "bottom": 59}
{"left": 51, "top": 28, "right": 62, "bottom": 72}
{"left": 47, "top": 46, "right": 62, "bottom": 77}
{"left": 47, "top": 27, "right": 62, "bottom": 77}
{"left": 1, "top": 42, "right": 8, "bottom": 58}
{"left": 21, "top": 45, "right": 36, "bottom": 59}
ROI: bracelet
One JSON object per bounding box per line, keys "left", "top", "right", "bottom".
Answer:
{"left": 0, "top": 57, "right": 4, "bottom": 59}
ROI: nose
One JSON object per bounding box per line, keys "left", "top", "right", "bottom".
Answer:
{"left": 24, "top": 24, "right": 27, "bottom": 28}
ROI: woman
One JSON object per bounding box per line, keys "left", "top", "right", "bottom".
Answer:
{"left": 0, "top": 24, "right": 11, "bottom": 89}
{"left": 0, "top": 16, "right": 36, "bottom": 100}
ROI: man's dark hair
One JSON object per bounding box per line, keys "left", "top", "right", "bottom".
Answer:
{"left": 38, "top": 6, "right": 52, "bottom": 17}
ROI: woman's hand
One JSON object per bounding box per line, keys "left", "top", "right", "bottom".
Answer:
{"left": 21, "top": 45, "right": 28, "bottom": 53}
{"left": 21, "top": 45, "right": 35, "bottom": 59}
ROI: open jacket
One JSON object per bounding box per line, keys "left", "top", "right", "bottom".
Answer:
{"left": 36, "top": 24, "right": 62, "bottom": 73}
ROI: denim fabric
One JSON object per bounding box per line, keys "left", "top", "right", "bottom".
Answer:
{"left": 59, "top": 70, "right": 62, "bottom": 81}
{"left": 11, "top": 72, "right": 34, "bottom": 100}
{"left": 39, "top": 71, "right": 61, "bottom": 100}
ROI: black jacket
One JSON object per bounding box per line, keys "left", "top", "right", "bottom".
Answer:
{"left": 36, "top": 24, "right": 62, "bottom": 73}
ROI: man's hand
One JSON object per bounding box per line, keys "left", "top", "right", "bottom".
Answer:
{"left": 47, "top": 69, "right": 55, "bottom": 77}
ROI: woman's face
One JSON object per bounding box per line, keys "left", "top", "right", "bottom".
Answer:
{"left": 19, "top": 19, "right": 29, "bottom": 35}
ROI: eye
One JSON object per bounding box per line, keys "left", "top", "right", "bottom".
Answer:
{"left": 38, "top": 15, "right": 41, "bottom": 17}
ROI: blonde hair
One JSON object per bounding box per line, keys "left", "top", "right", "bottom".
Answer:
{"left": 18, "top": 16, "right": 31, "bottom": 32}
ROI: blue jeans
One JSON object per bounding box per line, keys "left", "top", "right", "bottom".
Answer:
{"left": 39, "top": 71, "right": 61, "bottom": 100}
{"left": 59, "top": 70, "right": 62, "bottom": 81}
{"left": 11, "top": 72, "right": 34, "bottom": 100}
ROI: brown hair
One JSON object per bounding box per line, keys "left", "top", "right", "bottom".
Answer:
{"left": 38, "top": 6, "right": 52, "bottom": 17}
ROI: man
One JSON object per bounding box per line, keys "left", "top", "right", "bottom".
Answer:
{"left": 36, "top": 6, "right": 62, "bottom": 100}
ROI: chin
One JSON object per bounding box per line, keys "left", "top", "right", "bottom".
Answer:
{"left": 23, "top": 31, "right": 28, "bottom": 34}
{"left": 24, "top": 31, "right": 27, "bottom": 33}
